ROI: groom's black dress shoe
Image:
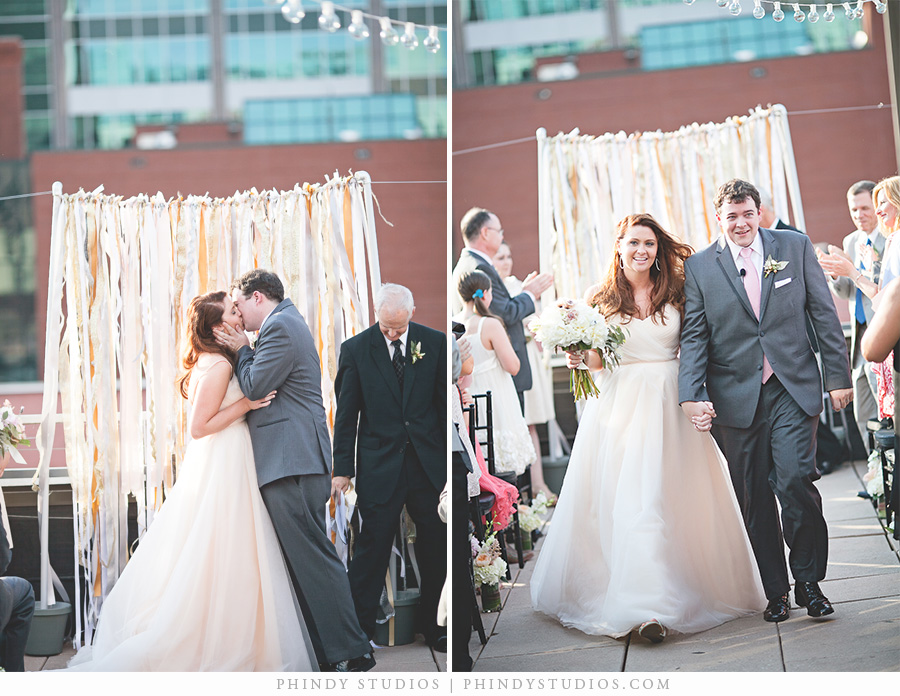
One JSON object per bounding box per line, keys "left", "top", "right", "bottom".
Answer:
{"left": 319, "top": 652, "right": 376, "bottom": 672}
{"left": 763, "top": 593, "right": 791, "bottom": 622}
{"left": 794, "top": 582, "right": 834, "bottom": 617}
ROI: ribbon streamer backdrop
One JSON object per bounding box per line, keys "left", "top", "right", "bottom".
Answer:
{"left": 33, "top": 172, "right": 382, "bottom": 649}
{"left": 536, "top": 104, "right": 803, "bottom": 301}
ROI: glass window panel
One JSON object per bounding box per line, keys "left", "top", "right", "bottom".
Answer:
{"left": 274, "top": 32, "right": 293, "bottom": 78}
{"left": 0, "top": 0, "right": 49, "bottom": 17}
{"left": 247, "top": 12, "right": 266, "bottom": 32}
{"left": 143, "top": 37, "right": 162, "bottom": 82}
{"left": 115, "top": 17, "right": 133, "bottom": 36}
{"left": 23, "top": 44, "right": 50, "bottom": 87}
{"left": 168, "top": 16, "right": 187, "bottom": 35}
{"left": 0, "top": 21, "right": 46, "bottom": 40}
{"left": 169, "top": 37, "right": 188, "bottom": 80}
{"left": 24, "top": 113, "right": 51, "bottom": 151}
{"left": 143, "top": 17, "right": 160, "bottom": 35}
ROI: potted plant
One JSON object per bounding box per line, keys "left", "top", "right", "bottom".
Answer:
{"left": 472, "top": 530, "right": 507, "bottom": 613}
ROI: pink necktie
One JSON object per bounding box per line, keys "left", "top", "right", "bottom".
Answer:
{"left": 740, "top": 247, "right": 773, "bottom": 383}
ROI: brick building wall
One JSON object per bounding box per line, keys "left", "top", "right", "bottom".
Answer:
{"left": 452, "top": 16, "right": 896, "bottom": 321}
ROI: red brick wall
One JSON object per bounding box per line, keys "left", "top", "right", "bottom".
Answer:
{"left": 452, "top": 16, "right": 897, "bottom": 305}
{"left": 0, "top": 38, "right": 24, "bottom": 160}
{"left": 30, "top": 138, "right": 447, "bottom": 373}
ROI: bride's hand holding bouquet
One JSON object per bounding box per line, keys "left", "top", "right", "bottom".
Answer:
{"left": 529, "top": 298, "right": 626, "bottom": 401}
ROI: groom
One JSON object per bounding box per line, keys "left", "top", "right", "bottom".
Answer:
{"left": 216, "top": 269, "right": 374, "bottom": 672}
{"left": 679, "top": 179, "right": 852, "bottom": 623}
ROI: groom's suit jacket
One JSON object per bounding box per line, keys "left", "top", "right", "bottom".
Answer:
{"left": 332, "top": 322, "right": 447, "bottom": 504}
{"left": 235, "top": 298, "right": 331, "bottom": 487}
{"left": 679, "top": 227, "right": 851, "bottom": 429}
{"left": 452, "top": 248, "right": 534, "bottom": 392}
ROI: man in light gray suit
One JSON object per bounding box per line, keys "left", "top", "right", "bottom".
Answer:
{"left": 216, "top": 269, "right": 374, "bottom": 672}
{"left": 817, "top": 180, "right": 886, "bottom": 449}
{"left": 679, "top": 179, "right": 853, "bottom": 625}
{"left": 451, "top": 207, "right": 552, "bottom": 410}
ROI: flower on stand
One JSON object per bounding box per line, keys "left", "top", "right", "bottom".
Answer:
{"left": 529, "top": 299, "right": 626, "bottom": 401}
{"left": 0, "top": 400, "right": 30, "bottom": 457}
{"left": 517, "top": 504, "right": 542, "bottom": 534}
{"left": 530, "top": 491, "right": 552, "bottom": 516}
{"left": 864, "top": 451, "right": 885, "bottom": 501}
{"left": 471, "top": 521, "right": 508, "bottom": 587}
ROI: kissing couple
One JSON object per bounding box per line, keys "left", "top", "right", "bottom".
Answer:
{"left": 64, "top": 269, "right": 374, "bottom": 672}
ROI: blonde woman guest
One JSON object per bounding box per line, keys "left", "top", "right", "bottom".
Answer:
{"left": 874, "top": 176, "right": 900, "bottom": 288}
{"left": 493, "top": 241, "right": 557, "bottom": 501}
{"left": 455, "top": 270, "right": 536, "bottom": 477}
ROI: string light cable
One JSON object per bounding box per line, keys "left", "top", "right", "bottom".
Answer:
{"left": 271, "top": 0, "right": 445, "bottom": 52}
{"left": 683, "top": 0, "right": 891, "bottom": 20}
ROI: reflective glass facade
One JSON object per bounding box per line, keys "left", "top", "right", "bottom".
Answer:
{"left": 459, "top": 0, "right": 866, "bottom": 87}
{"left": 0, "top": 0, "right": 447, "bottom": 151}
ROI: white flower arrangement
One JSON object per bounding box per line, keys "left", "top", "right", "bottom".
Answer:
{"left": 529, "top": 298, "right": 626, "bottom": 400}
{"left": 0, "top": 400, "right": 29, "bottom": 457}
{"left": 517, "top": 504, "right": 542, "bottom": 533}
{"left": 471, "top": 526, "right": 507, "bottom": 586}
{"left": 864, "top": 451, "right": 884, "bottom": 500}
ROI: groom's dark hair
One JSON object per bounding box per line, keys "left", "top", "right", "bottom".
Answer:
{"left": 232, "top": 269, "right": 285, "bottom": 303}
{"left": 714, "top": 179, "right": 761, "bottom": 213}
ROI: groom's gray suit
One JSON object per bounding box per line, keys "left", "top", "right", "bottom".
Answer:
{"left": 236, "top": 298, "right": 370, "bottom": 665}
{"left": 679, "top": 228, "right": 851, "bottom": 599}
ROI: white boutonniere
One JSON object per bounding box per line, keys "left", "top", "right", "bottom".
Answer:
{"left": 410, "top": 341, "right": 425, "bottom": 364}
{"left": 763, "top": 255, "right": 789, "bottom": 277}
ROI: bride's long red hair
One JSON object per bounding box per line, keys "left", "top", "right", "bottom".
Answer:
{"left": 589, "top": 213, "right": 693, "bottom": 324}
{"left": 176, "top": 291, "right": 237, "bottom": 399}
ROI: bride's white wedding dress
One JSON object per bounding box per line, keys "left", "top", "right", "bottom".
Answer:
{"left": 65, "top": 353, "right": 316, "bottom": 671}
{"left": 531, "top": 305, "right": 767, "bottom": 637}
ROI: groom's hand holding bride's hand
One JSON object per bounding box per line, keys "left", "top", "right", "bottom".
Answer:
{"left": 681, "top": 401, "right": 716, "bottom": 432}
{"left": 214, "top": 321, "right": 251, "bottom": 351}
{"left": 331, "top": 475, "right": 351, "bottom": 502}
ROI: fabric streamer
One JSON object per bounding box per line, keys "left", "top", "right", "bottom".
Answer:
{"left": 32, "top": 173, "right": 383, "bottom": 650}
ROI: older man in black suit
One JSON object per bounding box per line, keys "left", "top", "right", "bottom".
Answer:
{"left": 452, "top": 207, "right": 553, "bottom": 410}
{"left": 331, "top": 284, "right": 447, "bottom": 652}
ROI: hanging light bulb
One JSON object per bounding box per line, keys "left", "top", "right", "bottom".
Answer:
{"left": 683, "top": 0, "right": 696, "bottom": 5}
{"left": 729, "top": 0, "right": 742, "bottom": 15}
{"left": 854, "top": 0, "right": 864, "bottom": 18}
{"left": 792, "top": 3, "right": 805, "bottom": 20}
{"left": 423, "top": 25, "right": 441, "bottom": 53}
{"left": 379, "top": 17, "right": 399, "bottom": 46}
{"left": 875, "top": 0, "right": 887, "bottom": 13}
{"left": 843, "top": 2, "right": 854, "bottom": 17}
{"left": 400, "top": 22, "right": 418, "bottom": 50}
{"left": 281, "top": 0, "right": 305, "bottom": 24}
{"left": 716, "top": 0, "right": 728, "bottom": 7}
{"left": 752, "top": 0, "right": 765, "bottom": 18}
{"left": 824, "top": 3, "right": 835, "bottom": 20}
{"left": 773, "top": 1, "right": 785, "bottom": 20}
{"left": 808, "top": 4, "right": 819, "bottom": 21}
{"left": 348, "top": 9, "right": 369, "bottom": 40}
{"left": 318, "top": 1, "right": 340, "bottom": 33}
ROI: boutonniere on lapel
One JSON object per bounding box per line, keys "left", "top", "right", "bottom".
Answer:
{"left": 410, "top": 341, "right": 425, "bottom": 364}
{"left": 763, "top": 255, "right": 789, "bottom": 277}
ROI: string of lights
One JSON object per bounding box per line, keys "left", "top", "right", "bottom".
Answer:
{"left": 265, "top": 0, "right": 445, "bottom": 52}
{"left": 684, "top": 0, "right": 889, "bottom": 21}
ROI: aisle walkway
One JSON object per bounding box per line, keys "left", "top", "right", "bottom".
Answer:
{"left": 469, "top": 458, "right": 899, "bottom": 672}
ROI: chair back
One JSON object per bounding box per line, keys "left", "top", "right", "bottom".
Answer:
{"left": 469, "top": 391, "right": 495, "bottom": 475}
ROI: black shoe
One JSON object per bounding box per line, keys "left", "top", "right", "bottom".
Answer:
{"left": 818, "top": 460, "right": 835, "bottom": 475}
{"left": 320, "top": 652, "right": 376, "bottom": 672}
{"left": 430, "top": 635, "right": 447, "bottom": 653}
{"left": 763, "top": 593, "right": 791, "bottom": 622}
{"left": 794, "top": 582, "right": 834, "bottom": 617}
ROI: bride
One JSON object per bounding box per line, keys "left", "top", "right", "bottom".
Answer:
{"left": 530, "top": 214, "right": 767, "bottom": 643}
{"left": 65, "top": 291, "right": 316, "bottom": 671}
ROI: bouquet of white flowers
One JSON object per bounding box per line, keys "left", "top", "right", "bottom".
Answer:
{"left": 529, "top": 298, "right": 626, "bottom": 400}
{"left": 517, "top": 504, "right": 542, "bottom": 534}
{"left": 0, "top": 400, "right": 29, "bottom": 459}
{"left": 471, "top": 529, "right": 508, "bottom": 586}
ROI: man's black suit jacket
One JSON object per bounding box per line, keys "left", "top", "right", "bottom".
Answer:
{"left": 332, "top": 322, "right": 447, "bottom": 504}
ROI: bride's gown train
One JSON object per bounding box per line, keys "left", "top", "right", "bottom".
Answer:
{"left": 531, "top": 306, "right": 767, "bottom": 637}
{"left": 65, "top": 354, "right": 316, "bottom": 671}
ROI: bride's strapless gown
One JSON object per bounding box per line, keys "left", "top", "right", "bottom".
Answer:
{"left": 531, "top": 306, "right": 767, "bottom": 638}
{"left": 65, "top": 353, "right": 316, "bottom": 671}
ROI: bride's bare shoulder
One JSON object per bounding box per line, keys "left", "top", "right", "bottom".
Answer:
{"left": 583, "top": 283, "right": 602, "bottom": 302}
